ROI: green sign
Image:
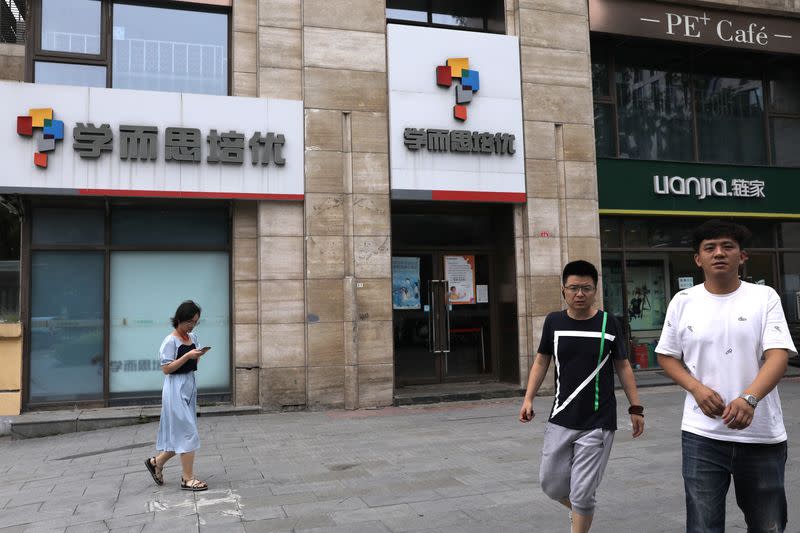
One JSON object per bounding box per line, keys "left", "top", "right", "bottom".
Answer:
{"left": 598, "top": 159, "right": 800, "bottom": 218}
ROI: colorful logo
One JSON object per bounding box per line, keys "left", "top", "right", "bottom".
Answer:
{"left": 436, "top": 58, "right": 480, "bottom": 122}
{"left": 16, "top": 108, "right": 64, "bottom": 168}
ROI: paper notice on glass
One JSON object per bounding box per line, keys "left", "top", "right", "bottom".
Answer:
{"left": 444, "top": 255, "right": 475, "bottom": 305}
{"left": 477, "top": 284, "right": 488, "bottom": 303}
{"left": 392, "top": 256, "right": 421, "bottom": 309}
{"left": 678, "top": 277, "right": 694, "bottom": 290}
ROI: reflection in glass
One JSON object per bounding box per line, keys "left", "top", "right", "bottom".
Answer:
{"left": 29, "top": 252, "right": 104, "bottom": 402}
{"left": 33, "top": 208, "right": 104, "bottom": 245}
{"left": 0, "top": 208, "right": 20, "bottom": 322}
{"left": 111, "top": 208, "right": 229, "bottom": 246}
{"left": 110, "top": 252, "right": 230, "bottom": 395}
{"left": 600, "top": 218, "right": 621, "bottom": 248}
{"left": 601, "top": 254, "right": 624, "bottom": 319}
{"left": 616, "top": 67, "right": 693, "bottom": 161}
{"left": 743, "top": 253, "right": 776, "bottom": 288}
{"left": 35, "top": 62, "right": 107, "bottom": 88}
{"left": 771, "top": 118, "right": 800, "bottom": 167}
{"left": 769, "top": 64, "right": 800, "bottom": 115}
{"left": 594, "top": 103, "right": 615, "bottom": 158}
{"left": 431, "top": 0, "right": 485, "bottom": 29}
{"left": 695, "top": 75, "right": 765, "bottom": 164}
{"left": 780, "top": 223, "right": 800, "bottom": 248}
{"left": 386, "top": 0, "right": 427, "bottom": 22}
{"left": 41, "top": 0, "right": 101, "bottom": 54}
{"left": 592, "top": 61, "right": 609, "bottom": 98}
{"left": 112, "top": 4, "right": 228, "bottom": 95}
{"left": 780, "top": 253, "right": 800, "bottom": 323}
{"left": 623, "top": 219, "right": 694, "bottom": 248}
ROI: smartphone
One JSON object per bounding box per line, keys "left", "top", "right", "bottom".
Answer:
{"left": 200, "top": 346, "right": 211, "bottom": 351}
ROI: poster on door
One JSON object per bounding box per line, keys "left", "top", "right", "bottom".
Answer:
{"left": 444, "top": 255, "right": 476, "bottom": 305}
{"left": 392, "top": 257, "right": 421, "bottom": 309}
{"left": 626, "top": 260, "right": 667, "bottom": 331}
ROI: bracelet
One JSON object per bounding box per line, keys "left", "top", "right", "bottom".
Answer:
{"left": 628, "top": 405, "right": 644, "bottom": 416}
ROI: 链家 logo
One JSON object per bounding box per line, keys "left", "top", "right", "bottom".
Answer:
{"left": 17, "top": 108, "right": 64, "bottom": 168}
{"left": 436, "top": 58, "right": 480, "bottom": 121}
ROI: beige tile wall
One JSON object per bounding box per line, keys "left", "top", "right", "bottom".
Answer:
{"left": 232, "top": 0, "right": 392, "bottom": 410}
{"left": 511, "top": 0, "right": 600, "bottom": 393}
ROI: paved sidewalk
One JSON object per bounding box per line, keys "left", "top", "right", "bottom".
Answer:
{"left": 0, "top": 381, "right": 799, "bottom": 533}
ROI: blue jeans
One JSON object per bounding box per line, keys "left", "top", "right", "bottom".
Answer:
{"left": 682, "top": 431, "right": 787, "bottom": 533}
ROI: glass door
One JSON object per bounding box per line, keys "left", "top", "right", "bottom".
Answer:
{"left": 393, "top": 252, "right": 494, "bottom": 385}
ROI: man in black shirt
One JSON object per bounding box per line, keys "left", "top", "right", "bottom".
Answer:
{"left": 519, "top": 260, "right": 644, "bottom": 533}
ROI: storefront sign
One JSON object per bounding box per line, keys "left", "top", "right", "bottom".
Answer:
{"left": 598, "top": 159, "right": 800, "bottom": 218}
{"left": 1, "top": 81, "right": 303, "bottom": 200}
{"left": 590, "top": 0, "right": 800, "bottom": 55}
{"left": 387, "top": 24, "right": 526, "bottom": 203}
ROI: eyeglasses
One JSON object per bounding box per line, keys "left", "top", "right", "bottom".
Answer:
{"left": 564, "top": 285, "right": 596, "bottom": 294}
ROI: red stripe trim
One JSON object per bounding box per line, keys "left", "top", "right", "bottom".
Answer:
{"left": 430, "top": 190, "right": 526, "bottom": 203}
{"left": 77, "top": 189, "right": 304, "bottom": 200}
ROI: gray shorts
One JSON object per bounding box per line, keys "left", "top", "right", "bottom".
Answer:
{"left": 539, "top": 421, "right": 615, "bottom": 515}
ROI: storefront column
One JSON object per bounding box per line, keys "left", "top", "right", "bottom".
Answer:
{"left": 301, "top": 0, "right": 393, "bottom": 409}
{"left": 514, "top": 0, "right": 601, "bottom": 392}
{"left": 232, "top": 202, "right": 260, "bottom": 406}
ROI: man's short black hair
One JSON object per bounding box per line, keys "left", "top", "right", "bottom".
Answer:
{"left": 171, "top": 300, "right": 202, "bottom": 328}
{"left": 691, "top": 220, "right": 751, "bottom": 252}
{"left": 562, "top": 260, "right": 598, "bottom": 286}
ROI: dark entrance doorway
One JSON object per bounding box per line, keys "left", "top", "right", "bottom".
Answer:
{"left": 391, "top": 202, "right": 519, "bottom": 387}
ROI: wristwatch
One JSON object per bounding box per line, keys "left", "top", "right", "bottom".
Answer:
{"left": 739, "top": 394, "right": 759, "bottom": 409}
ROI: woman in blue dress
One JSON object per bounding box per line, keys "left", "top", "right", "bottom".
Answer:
{"left": 145, "top": 300, "right": 210, "bottom": 491}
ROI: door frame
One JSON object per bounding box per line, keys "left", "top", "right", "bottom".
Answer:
{"left": 392, "top": 247, "right": 500, "bottom": 385}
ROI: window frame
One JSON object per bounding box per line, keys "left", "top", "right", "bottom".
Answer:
{"left": 20, "top": 196, "right": 234, "bottom": 410}
{"left": 591, "top": 35, "right": 800, "bottom": 168}
{"left": 386, "top": 0, "right": 506, "bottom": 35}
{"left": 27, "top": 0, "right": 231, "bottom": 96}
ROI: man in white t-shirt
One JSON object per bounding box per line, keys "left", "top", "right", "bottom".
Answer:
{"left": 656, "top": 220, "right": 796, "bottom": 533}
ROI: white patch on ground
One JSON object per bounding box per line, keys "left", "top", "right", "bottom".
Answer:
{"left": 147, "top": 488, "right": 242, "bottom": 518}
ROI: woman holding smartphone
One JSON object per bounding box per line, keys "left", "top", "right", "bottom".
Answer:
{"left": 145, "top": 300, "right": 210, "bottom": 491}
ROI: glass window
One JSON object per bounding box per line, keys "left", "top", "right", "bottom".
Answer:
{"left": 779, "top": 223, "right": 800, "bottom": 248}
{"left": 1, "top": 0, "right": 26, "bottom": 44}
{"left": 110, "top": 207, "right": 229, "bottom": 246}
{"left": 623, "top": 219, "right": 695, "bottom": 248}
{"left": 601, "top": 253, "right": 624, "bottom": 319}
{"left": 386, "top": 0, "right": 427, "bottom": 22}
{"left": 780, "top": 253, "right": 800, "bottom": 323}
{"left": 744, "top": 221, "right": 776, "bottom": 248}
{"left": 769, "top": 62, "right": 800, "bottom": 115}
{"left": 600, "top": 217, "right": 620, "bottom": 248}
{"left": 29, "top": 252, "right": 104, "bottom": 403}
{"left": 0, "top": 207, "right": 20, "bottom": 323}
{"left": 486, "top": 2, "right": 505, "bottom": 33}
{"left": 771, "top": 118, "right": 800, "bottom": 167}
{"left": 594, "top": 103, "right": 615, "bottom": 158}
{"left": 112, "top": 4, "right": 228, "bottom": 95}
{"left": 616, "top": 67, "right": 693, "bottom": 161}
{"left": 41, "top": 0, "right": 101, "bottom": 54}
{"left": 431, "top": 0, "right": 485, "bottom": 29}
{"left": 592, "top": 61, "right": 610, "bottom": 98}
{"left": 32, "top": 208, "right": 104, "bottom": 245}
{"left": 35, "top": 61, "right": 107, "bottom": 87}
{"left": 109, "top": 251, "right": 230, "bottom": 396}
{"left": 695, "top": 75, "right": 766, "bottom": 165}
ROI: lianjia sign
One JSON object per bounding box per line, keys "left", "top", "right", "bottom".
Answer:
{"left": 598, "top": 159, "right": 799, "bottom": 218}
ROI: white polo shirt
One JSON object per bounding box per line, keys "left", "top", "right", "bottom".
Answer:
{"left": 656, "top": 281, "right": 797, "bottom": 444}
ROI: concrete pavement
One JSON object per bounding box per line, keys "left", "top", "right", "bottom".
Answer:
{"left": 0, "top": 380, "right": 799, "bottom": 533}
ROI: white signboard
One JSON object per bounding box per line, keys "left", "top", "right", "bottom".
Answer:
{"left": 0, "top": 81, "right": 303, "bottom": 200}
{"left": 387, "top": 24, "right": 526, "bottom": 203}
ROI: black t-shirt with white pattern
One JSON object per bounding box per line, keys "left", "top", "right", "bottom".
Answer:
{"left": 537, "top": 310, "right": 628, "bottom": 431}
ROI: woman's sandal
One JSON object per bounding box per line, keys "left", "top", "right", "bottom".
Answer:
{"left": 145, "top": 457, "right": 164, "bottom": 486}
{"left": 180, "top": 477, "right": 208, "bottom": 492}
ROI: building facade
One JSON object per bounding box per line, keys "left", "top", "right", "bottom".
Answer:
{"left": 0, "top": 0, "right": 797, "bottom": 415}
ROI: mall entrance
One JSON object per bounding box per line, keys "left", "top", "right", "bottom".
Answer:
{"left": 391, "top": 202, "right": 519, "bottom": 387}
